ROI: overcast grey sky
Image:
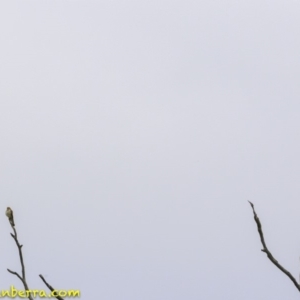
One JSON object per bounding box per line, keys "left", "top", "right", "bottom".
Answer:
{"left": 0, "top": 1, "right": 300, "bottom": 299}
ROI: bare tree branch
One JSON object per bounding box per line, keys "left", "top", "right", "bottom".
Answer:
{"left": 7, "top": 269, "right": 24, "bottom": 283}
{"left": 6, "top": 209, "right": 67, "bottom": 300}
{"left": 248, "top": 201, "right": 300, "bottom": 292}
{"left": 7, "top": 217, "right": 33, "bottom": 300}
{"left": 39, "top": 274, "right": 64, "bottom": 300}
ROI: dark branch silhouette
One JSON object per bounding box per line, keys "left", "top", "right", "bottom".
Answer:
{"left": 7, "top": 219, "right": 33, "bottom": 300}
{"left": 39, "top": 274, "right": 64, "bottom": 300}
{"left": 248, "top": 201, "right": 300, "bottom": 292}
{"left": 6, "top": 209, "right": 65, "bottom": 300}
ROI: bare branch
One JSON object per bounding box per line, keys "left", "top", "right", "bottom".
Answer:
{"left": 39, "top": 274, "right": 64, "bottom": 300}
{"left": 7, "top": 269, "right": 24, "bottom": 283}
{"left": 6, "top": 208, "right": 66, "bottom": 300}
{"left": 10, "top": 227, "right": 26, "bottom": 280}
{"left": 248, "top": 201, "right": 300, "bottom": 292}
{"left": 7, "top": 216, "right": 33, "bottom": 300}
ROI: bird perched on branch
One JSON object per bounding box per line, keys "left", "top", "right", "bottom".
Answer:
{"left": 6, "top": 207, "right": 15, "bottom": 227}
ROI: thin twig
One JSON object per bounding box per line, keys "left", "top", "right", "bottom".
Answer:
{"left": 248, "top": 201, "right": 300, "bottom": 292}
{"left": 7, "top": 269, "right": 24, "bottom": 283}
{"left": 10, "top": 227, "right": 26, "bottom": 281}
{"left": 39, "top": 274, "right": 64, "bottom": 300}
{"left": 7, "top": 221, "right": 33, "bottom": 300}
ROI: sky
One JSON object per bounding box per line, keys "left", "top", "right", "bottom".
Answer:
{"left": 0, "top": 1, "right": 300, "bottom": 299}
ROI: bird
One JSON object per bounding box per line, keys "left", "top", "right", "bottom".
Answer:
{"left": 6, "top": 207, "right": 15, "bottom": 227}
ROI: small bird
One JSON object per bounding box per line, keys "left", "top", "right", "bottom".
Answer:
{"left": 6, "top": 207, "right": 15, "bottom": 227}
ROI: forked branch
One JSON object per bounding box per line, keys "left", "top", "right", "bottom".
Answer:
{"left": 7, "top": 223, "right": 33, "bottom": 300}
{"left": 6, "top": 208, "right": 65, "bottom": 300}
